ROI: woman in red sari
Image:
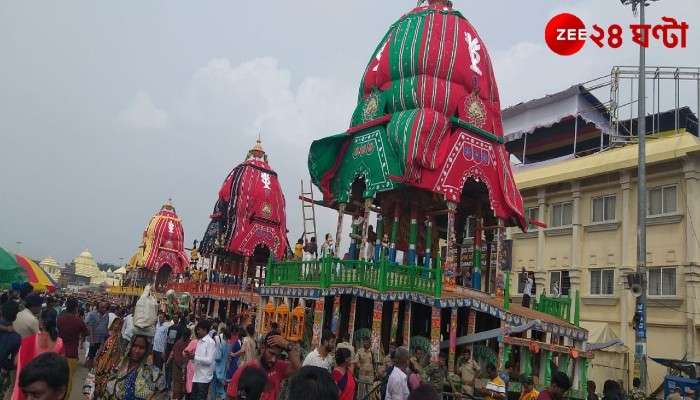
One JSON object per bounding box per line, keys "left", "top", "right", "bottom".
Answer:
{"left": 332, "top": 348, "right": 356, "bottom": 400}
{"left": 12, "top": 308, "right": 64, "bottom": 400}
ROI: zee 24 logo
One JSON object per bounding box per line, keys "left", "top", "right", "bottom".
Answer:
{"left": 544, "top": 12, "right": 689, "bottom": 56}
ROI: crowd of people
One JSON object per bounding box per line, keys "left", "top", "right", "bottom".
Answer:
{"left": 286, "top": 329, "right": 576, "bottom": 400}
{"left": 587, "top": 378, "right": 654, "bottom": 400}
{"left": 0, "top": 284, "right": 595, "bottom": 400}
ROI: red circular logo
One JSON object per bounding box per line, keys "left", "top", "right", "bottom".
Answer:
{"left": 545, "top": 13, "right": 587, "bottom": 56}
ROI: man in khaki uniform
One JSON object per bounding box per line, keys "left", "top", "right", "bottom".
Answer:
{"left": 460, "top": 348, "right": 481, "bottom": 396}
{"left": 356, "top": 337, "right": 376, "bottom": 383}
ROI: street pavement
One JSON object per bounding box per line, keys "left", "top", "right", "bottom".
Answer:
{"left": 69, "top": 363, "right": 88, "bottom": 400}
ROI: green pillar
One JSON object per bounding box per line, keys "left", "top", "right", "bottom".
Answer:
{"left": 560, "top": 354, "right": 570, "bottom": 376}
{"left": 472, "top": 217, "right": 482, "bottom": 289}
{"left": 374, "top": 213, "right": 384, "bottom": 261}
{"left": 389, "top": 205, "right": 400, "bottom": 263}
{"left": 501, "top": 344, "right": 512, "bottom": 370}
{"left": 407, "top": 205, "right": 418, "bottom": 265}
{"left": 522, "top": 349, "right": 533, "bottom": 376}
{"left": 434, "top": 251, "right": 443, "bottom": 297}
{"left": 544, "top": 351, "right": 553, "bottom": 385}
{"left": 424, "top": 216, "right": 433, "bottom": 269}
{"left": 580, "top": 358, "right": 589, "bottom": 392}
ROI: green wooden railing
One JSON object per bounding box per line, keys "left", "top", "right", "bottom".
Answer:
{"left": 266, "top": 256, "right": 443, "bottom": 298}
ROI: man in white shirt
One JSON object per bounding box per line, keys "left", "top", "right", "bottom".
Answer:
{"left": 302, "top": 329, "right": 336, "bottom": 371}
{"left": 13, "top": 294, "right": 41, "bottom": 339}
{"left": 521, "top": 268, "right": 534, "bottom": 308}
{"left": 185, "top": 320, "right": 216, "bottom": 400}
{"left": 152, "top": 312, "right": 171, "bottom": 369}
{"left": 385, "top": 346, "right": 410, "bottom": 400}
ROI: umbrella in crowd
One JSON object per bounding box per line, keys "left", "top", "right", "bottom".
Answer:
{"left": 0, "top": 247, "right": 26, "bottom": 288}
{"left": 0, "top": 247, "right": 57, "bottom": 292}
{"left": 14, "top": 254, "right": 58, "bottom": 292}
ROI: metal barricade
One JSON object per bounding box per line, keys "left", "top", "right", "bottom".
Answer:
{"left": 441, "top": 392, "right": 482, "bottom": 400}
{"left": 357, "top": 379, "right": 381, "bottom": 400}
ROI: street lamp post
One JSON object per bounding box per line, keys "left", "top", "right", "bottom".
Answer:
{"left": 621, "top": 0, "right": 658, "bottom": 392}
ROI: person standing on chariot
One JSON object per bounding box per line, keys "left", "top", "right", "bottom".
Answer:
{"left": 294, "top": 239, "right": 304, "bottom": 261}
{"left": 520, "top": 269, "right": 535, "bottom": 308}
{"left": 305, "top": 237, "right": 318, "bottom": 259}
{"left": 320, "top": 234, "right": 335, "bottom": 258}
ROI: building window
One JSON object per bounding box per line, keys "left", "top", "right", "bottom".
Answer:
{"left": 526, "top": 207, "right": 539, "bottom": 230}
{"left": 549, "top": 270, "right": 570, "bottom": 296}
{"left": 551, "top": 202, "right": 573, "bottom": 227}
{"left": 648, "top": 267, "right": 676, "bottom": 296}
{"left": 648, "top": 185, "right": 677, "bottom": 216}
{"left": 592, "top": 195, "right": 616, "bottom": 223}
{"left": 590, "top": 269, "right": 615, "bottom": 295}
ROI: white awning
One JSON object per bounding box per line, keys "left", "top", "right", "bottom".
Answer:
{"left": 502, "top": 85, "right": 610, "bottom": 142}
{"left": 580, "top": 321, "right": 629, "bottom": 353}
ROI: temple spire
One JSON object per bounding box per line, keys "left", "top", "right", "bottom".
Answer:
{"left": 247, "top": 135, "right": 268, "bottom": 162}
{"left": 163, "top": 198, "right": 175, "bottom": 211}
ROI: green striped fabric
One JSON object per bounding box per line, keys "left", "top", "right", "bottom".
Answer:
{"left": 0, "top": 247, "right": 26, "bottom": 286}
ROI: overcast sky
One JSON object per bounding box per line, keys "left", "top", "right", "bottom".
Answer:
{"left": 1, "top": 0, "right": 698, "bottom": 265}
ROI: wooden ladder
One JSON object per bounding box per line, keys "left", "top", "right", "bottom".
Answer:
{"left": 300, "top": 180, "right": 318, "bottom": 242}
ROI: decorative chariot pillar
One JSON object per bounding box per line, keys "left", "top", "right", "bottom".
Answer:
{"left": 360, "top": 198, "right": 373, "bottom": 260}
{"left": 348, "top": 297, "right": 357, "bottom": 342}
{"left": 472, "top": 216, "right": 483, "bottom": 290}
{"left": 312, "top": 297, "right": 325, "bottom": 347}
{"left": 374, "top": 213, "right": 384, "bottom": 261}
{"left": 444, "top": 201, "right": 458, "bottom": 289}
{"left": 389, "top": 204, "right": 400, "bottom": 263}
{"left": 467, "top": 308, "right": 477, "bottom": 354}
{"left": 241, "top": 256, "right": 250, "bottom": 291}
{"left": 448, "top": 307, "right": 458, "bottom": 372}
{"left": 335, "top": 203, "right": 347, "bottom": 257}
{"left": 424, "top": 216, "right": 433, "bottom": 269}
{"left": 331, "top": 295, "right": 341, "bottom": 336}
{"left": 391, "top": 301, "right": 400, "bottom": 344}
{"left": 256, "top": 296, "right": 267, "bottom": 337}
{"left": 402, "top": 301, "right": 411, "bottom": 348}
{"left": 407, "top": 205, "right": 418, "bottom": 265}
{"left": 430, "top": 306, "right": 441, "bottom": 362}
{"left": 371, "top": 300, "right": 383, "bottom": 352}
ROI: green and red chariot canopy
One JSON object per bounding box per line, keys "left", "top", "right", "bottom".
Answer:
{"left": 309, "top": 0, "right": 526, "bottom": 230}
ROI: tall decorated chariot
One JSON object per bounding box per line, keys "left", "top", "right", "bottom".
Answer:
{"left": 168, "top": 139, "right": 289, "bottom": 322}
{"left": 256, "top": 0, "right": 591, "bottom": 398}
{"left": 108, "top": 200, "right": 190, "bottom": 305}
